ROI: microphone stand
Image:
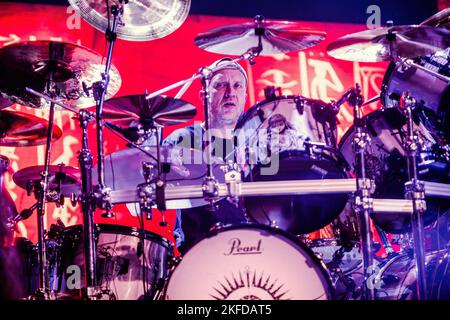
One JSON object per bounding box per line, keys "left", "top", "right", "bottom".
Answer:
{"left": 401, "top": 92, "right": 428, "bottom": 300}
{"left": 350, "top": 84, "right": 376, "bottom": 300}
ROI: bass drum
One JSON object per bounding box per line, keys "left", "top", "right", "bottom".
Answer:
{"left": 164, "top": 224, "right": 335, "bottom": 300}
{"left": 382, "top": 48, "right": 450, "bottom": 139}
{"left": 375, "top": 249, "right": 449, "bottom": 300}
{"left": 339, "top": 107, "right": 450, "bottom": 234}
{"left": 234, "top": 95, "right": 349, "bottom": 235}
{"left": 59, "top": 224, "right": 172, "bottom": 300}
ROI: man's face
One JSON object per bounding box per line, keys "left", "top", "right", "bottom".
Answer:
{"left": 208, "top": 68, "right": 247, "bottom": 128}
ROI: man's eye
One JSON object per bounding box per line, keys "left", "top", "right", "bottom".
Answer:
{"left": 234, "top": 83, "right": 243, "bottom": 89}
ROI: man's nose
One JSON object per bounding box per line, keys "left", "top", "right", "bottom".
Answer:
{"left": 224, "top": 84, "right": 236, "bottom": 97}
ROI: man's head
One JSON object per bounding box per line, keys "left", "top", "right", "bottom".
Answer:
{"left": 202, "top": 58, "right": 248, "bottom": 129}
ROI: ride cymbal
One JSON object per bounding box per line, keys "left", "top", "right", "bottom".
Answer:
{"left": 101, "top": 94, "right": 197, "bottom": 127}
{"left": 326, "top": 25, "right": 450, "bottom": 62}
{"left": 195, "top": 16, "right": 326, "bottom": 56}
{"left": 0, "top": 41, "right": 121, "bottom": 110}
{"left": 68, "top": 0, "right": 191, "bottom": 41}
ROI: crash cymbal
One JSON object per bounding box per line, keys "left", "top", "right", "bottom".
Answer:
{"left": 0, "top": 110, "right": 62, "bottom": 147}
{"left": 96, "top": 146, "right": 225, "bottom": 209}
{"left": 101, "top": 94, "right": 197, "bottom": 127}
{"left": 68, "top": 0, "right": 191, "bottom": 41}
{"left": 326, "top": 25, "right": 450, "bottom": 62}
{"left": 0, "top": 96, "right": 13, "bottom": 110}
{"left": 13, "top": 164, "right": 81, "bottom": 196}
{"left": 420, "top": 8, "right": 450, "bottom": 29}
{"left": 0, "top": 41, "right": 121, "bottom": 110}
{"left": 195, "top": 16, "right": 326, "bottom": 56}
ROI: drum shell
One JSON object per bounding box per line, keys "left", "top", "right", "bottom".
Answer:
{"left": 375, "top": 249, "right": 449, "bottom": 300}
{"left": 235, "top": 96, "right": 348, "bottom": 235}
{"left": 58, "top": 224, "right": 172, "bottom": 300}
{"left": 382, "top": 61, "right": 449, "bottom": 115}
{"left": 339, "top": 108, "right": 449, "bottom": 233}
{"left": 163, "top": 223, "right": 335, "bottom": 300}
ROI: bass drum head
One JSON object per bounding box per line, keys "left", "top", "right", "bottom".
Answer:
{"left": 164, "top": 224, "right": 334, "bottom": 300}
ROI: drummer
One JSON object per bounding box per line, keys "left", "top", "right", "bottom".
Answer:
{"left": 164, "top": 58, "right": 248, "bottom": 253}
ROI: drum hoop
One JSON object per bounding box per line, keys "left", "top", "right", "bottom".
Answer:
{"left": 162, "top": 222, "right": 336, "bottom": 300}
{"left": 380, "top": 61, "right": 398, "bottom": 108}
{"left": 338, "top": 108, "right": 405, "bottom": 151}
{"left": 62, "top": 223, "right": 173, "bottom": 250}
{"left": 235, "top": 95, "right": 309, "bottom": 130}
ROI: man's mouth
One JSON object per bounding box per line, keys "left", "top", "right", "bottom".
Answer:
{"left": 222, "top": 102, "right": 236, "bottom": 107}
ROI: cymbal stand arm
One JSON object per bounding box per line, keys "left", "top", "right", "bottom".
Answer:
{"left": 401, "top": 92, "right": 428, "bottom": 300}
{"left": 146, "top": 49, "right": 260, "bottom": 100}
{"left": 92, "top": 4, "right": 121, "bottom": 217}
{"left": 351, "top": 83, "right": 376, "bottom": 300}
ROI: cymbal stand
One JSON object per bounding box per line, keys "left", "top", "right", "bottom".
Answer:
{"left": 33, "top": 70, "right": 57, "bottom": 299}
{"left": 351, "top": 83, "right": 376, "bottom": 300}
{"left": 24, "top": 87, "right": 101, "bottom": 299}
{"left": 77, "top": 109, "right": 101, "bottom": 299}
{"left": 401, "top": 92, "right": 428, "bottom": 300}
{"left": 91, "top": 4, "right": 122, "bottom": 218}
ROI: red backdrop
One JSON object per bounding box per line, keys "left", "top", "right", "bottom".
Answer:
{"left": 0, "top": 2, "right": 388, "bottom": 248}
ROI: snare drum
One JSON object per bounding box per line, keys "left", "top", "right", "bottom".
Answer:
{"left": 59, "top": 224, "right": 172, "bottom": 300}
{"left": 163, "top": 224, "right": 335, "bottom": 300}
{"left": 234, "top": 95, "right": 349, "bottom": 235}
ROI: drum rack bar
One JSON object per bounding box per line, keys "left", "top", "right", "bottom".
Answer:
{"left": 110, "top": 178, "right": 449, "bottom": 213}
{"left": 423, "top": 181, "right": 450, "bottom": 198}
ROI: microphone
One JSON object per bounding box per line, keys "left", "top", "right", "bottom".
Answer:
{"left": 105, "top": 122, "right": 142, "bottom": 143}
{"left": 7, "top": 203, "right": 38, "bottom": 229}
{"left": 330, "top": 88, "right": 355, "bottom": 112}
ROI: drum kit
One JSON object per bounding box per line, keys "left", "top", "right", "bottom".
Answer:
{"left": 0, "top": 1, "right": 449, "bottom": 300}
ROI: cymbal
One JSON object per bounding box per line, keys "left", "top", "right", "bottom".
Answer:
{"left": 195, "top": 17, "right": 326, "bottom": 56}
{"left": 96, "top": 146, "right": 225, "bottom": 209}
{"left": 420, "top": 8, "right": 450, "bottom": 29}
{"left": 68, "top": 0, "right": 191, "bottom": 41}
{"left": 0, "top": 41, "right": 121, "bottom": 110}
{"left": 326, "top": 25, "right": 450, "bottom": 62}
{"left": 13, "top": 164, "right": 81, "bottom": 196}
{"left": 101, "top": 94, "right": 197, "bottom": 127}
{"left": 0, "top": 96, "right": 13, "bottom": 110}
{"left": 0, "top": 110, "right": 62, "bottom": 147}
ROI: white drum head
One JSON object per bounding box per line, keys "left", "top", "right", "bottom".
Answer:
{"left": 165, "top": 226, "right": 333, "bottom": 300}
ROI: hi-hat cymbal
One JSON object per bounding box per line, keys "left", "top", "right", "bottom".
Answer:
{"left": 326, "top": 25, "right": 450, "bottom": 62}
{"left": 420, "top": 8, "right": 450, "bottom": 29}
{"left": 195, "top": 16, "right": 326, "bottom": 56}
{"left": 0, "top": 41, "right": 121, "bottom": 110}
{"left": 101, "top": 94, "right": 197, "bottom": 127}
{"left": 13, "top": 164, "right": 81, "bottom": 196}
{"left": 0, "top": 110, "right": 62, "bottom": 147}
{"left": 68, "top": 0, "right": 191, "bottom": 41}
